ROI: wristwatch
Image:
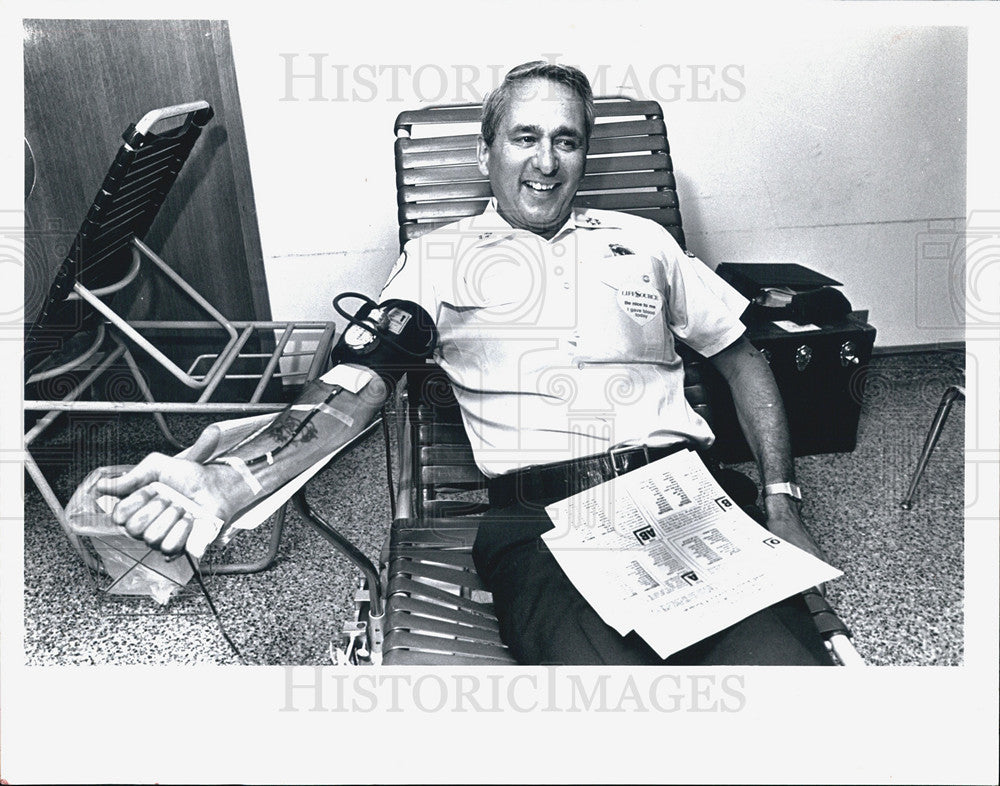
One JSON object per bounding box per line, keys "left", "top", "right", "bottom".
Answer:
{"left": 764, "top": 482, "right": 802, "bottom": 502}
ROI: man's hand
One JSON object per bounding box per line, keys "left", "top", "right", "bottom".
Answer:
{"left": 764, "top": 494, "right": 828, "bottom": 594}
{"left": 763, "top": 494, "right": 825, "bottom": 560}
{"left": 94, "top": 454, "right": 249, "bottom": 556}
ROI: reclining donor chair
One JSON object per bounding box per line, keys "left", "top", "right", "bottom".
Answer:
{"left": 314, "top": 97, "right": 863, "bottom": 666}
{"left": 25, "top": 101, "right": 339, "bottom": 580}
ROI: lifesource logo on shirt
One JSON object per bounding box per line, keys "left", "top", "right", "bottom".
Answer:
{"left": 616, "top": 287, "right": 662, "bottom": 324}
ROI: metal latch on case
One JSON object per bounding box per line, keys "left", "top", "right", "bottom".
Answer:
{"left": 840, "top": 340, "right": 860, "bottom": 367}
{"left": 795, "top": 344, "right": 813, "bottom": 371}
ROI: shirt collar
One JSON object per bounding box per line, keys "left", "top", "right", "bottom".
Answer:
{"left": 470, "top": 199, "right": 618, "bottom": 246}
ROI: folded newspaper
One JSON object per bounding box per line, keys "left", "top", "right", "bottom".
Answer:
{"left": 543, "top": 450, "right": 841, "bottom": 659}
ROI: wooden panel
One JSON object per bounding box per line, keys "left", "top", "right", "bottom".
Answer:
{"left": 23, "top": 19, "right": 270, "bottom": 333}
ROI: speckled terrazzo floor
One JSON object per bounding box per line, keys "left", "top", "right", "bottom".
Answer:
{"left": 733, "top": 349, "right": 967, "bottom": 666}
{"left": 22, "top": 349, "right": 966, "bottom": 666}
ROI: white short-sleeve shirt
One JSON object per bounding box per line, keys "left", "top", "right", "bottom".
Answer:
{"left": 381, "top": 201, "right": 748, "bottom": 477}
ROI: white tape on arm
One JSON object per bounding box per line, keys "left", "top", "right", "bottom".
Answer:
{"left": 210, "top": 455, "right": 264, "bottom": 495}
{"left": 315, "top": 402, "right": 354, "bottom": 427}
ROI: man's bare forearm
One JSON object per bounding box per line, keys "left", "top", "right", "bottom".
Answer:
{"left": 708, "top": 336, "right": 794, "bottom": 486}
{"left": 709, "top": 336, "right": 828, "bottom": 562}
{"left": 208, "top": 365, "right": 389, "bottom": 503}
{"left": 91, "top": 364, "right": 390, "bottom": 555}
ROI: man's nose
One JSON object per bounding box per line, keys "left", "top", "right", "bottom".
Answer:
{"left": 532, "top": 140, "right": 558, "bottom": 175}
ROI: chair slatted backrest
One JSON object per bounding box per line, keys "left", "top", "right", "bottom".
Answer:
{"left": 394, "top": 99, "right": 685, "bottom": 250}
{"left": 27, "top": 103, "right": 214, "bottom": 363}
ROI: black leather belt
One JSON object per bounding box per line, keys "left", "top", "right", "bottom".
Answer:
{"left": 487, "top": 442, "right": 691, "bottom": 508}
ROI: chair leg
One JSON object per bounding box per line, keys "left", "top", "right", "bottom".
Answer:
{"left": 200, "top": 502, "right": 287, "bottom": 575}
{"left": 900, "top": 385, "right": 965, "bottom": 510}
{"left": 23, "top": 451, "right": 101, "bottom": 573}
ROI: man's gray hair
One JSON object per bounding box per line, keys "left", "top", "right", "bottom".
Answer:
{"left": 481, "top": 61, "right": 596, "bottom": 146}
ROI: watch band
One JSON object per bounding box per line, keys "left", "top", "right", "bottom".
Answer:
{"left": 764, "top": 481, "right": 802, "bottom": 501}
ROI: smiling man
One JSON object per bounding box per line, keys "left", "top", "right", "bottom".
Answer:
{"left": 99, "top": 60, "right": 829, "bottom": 665}
{"left": 477, "top": 73, "right": 589, "bottom": 237}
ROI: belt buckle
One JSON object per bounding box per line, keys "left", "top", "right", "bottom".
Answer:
{"left": 608, "top": 444, "right": 650, "bottom": 476}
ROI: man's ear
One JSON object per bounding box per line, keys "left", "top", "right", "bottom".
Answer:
{"left": 476, "top": 135, "right": 490, "bottom": 177}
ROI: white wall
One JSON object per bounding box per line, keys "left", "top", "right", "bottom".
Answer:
{"left": 229, "top": 4, "right": 967, "bottom": 349}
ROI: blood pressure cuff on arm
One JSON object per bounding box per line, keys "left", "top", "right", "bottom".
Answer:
{"left": 330, "top": 296, "right": 438, "bottom": 386}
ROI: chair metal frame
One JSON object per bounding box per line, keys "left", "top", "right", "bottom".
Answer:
{"left": 24, "top": 101, "right": 338, "bottom": 579}
{"left": 326, "top": 97, "right": 863, "bottom": 666}
{"left": 900, "top": 384, "right": 965, "bottom": 511}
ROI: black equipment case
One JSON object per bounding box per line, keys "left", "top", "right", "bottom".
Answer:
{"left": 700, "top": 309, "right": 877, "bottom": 463}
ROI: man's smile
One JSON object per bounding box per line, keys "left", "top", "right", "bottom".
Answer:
{"left": 524, "top": 180, "right": 559, "bottom": 193}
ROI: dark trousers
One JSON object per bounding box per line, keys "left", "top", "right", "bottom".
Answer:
{"left": 472, "top": 488, "right": 831, "bottom": 666}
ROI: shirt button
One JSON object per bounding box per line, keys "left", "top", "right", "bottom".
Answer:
{"left": 563, "top": 282, "right": 570, "bottom": 290}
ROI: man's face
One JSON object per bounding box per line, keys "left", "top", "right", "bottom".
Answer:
{"left": 477, "top": 78, "right": 588, "bottom": 239}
